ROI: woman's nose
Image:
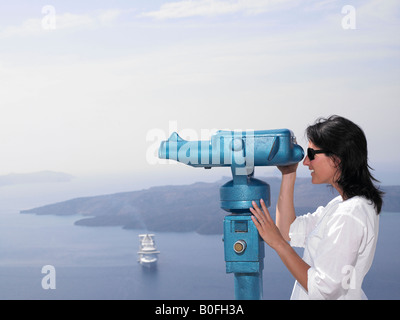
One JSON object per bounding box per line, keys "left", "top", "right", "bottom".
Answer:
{"left": 303, "top": 155, "right": 310, "bottom": 166}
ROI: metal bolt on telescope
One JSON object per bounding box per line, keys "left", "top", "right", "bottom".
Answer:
{"left": 158, "top": 129, "right": 304, "bottom": 300}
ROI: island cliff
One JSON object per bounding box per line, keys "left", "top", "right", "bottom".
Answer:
{"left": 21, "top": 177, "right": 398, "bottom": 235}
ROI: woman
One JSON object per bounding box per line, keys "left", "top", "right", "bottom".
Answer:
{"left": 250, "top": 115, "right": 383, "bottom": 300}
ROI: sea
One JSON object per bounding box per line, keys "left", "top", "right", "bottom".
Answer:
{"left": 0, "top": 177, "right": 399, "bottom": 300}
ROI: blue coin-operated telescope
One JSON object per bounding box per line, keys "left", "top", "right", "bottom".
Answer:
{"left": 159, "top": 129, "right": 304, "bottom": 300}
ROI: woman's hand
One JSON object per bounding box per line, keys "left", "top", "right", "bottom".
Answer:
{"left": 250, "top": 199, "right": 287, "bottom": 250}
{"left": 277, "top": 163, "right": 299, "bottom": 175}
{"left": 250, "top": 199, "right": 311, "bottom": 292}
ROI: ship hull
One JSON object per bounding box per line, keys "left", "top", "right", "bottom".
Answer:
{"left": 138, "top": 254, "right": 158, "bottom": 267}
{"left": 139, "top": 259, "right": 158, "bottom": 269}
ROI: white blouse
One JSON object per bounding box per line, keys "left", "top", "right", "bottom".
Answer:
{"left": 289, "top": 195, "right": 379, "bottom": 300}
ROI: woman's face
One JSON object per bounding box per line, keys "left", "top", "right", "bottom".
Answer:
{"left": 303, "top": 141, "right": 340, "bottom": 186}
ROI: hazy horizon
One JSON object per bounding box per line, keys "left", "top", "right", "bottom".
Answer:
{"left": 0, "top": 162, "right": 398, "bottom": 189}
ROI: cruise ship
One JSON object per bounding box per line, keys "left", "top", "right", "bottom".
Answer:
{"left": 138, "top": 234, "right": 160, "bottom": 268}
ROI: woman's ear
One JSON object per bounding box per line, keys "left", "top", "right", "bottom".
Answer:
{"left": 330, "top": 155, "right": 342, "bottom": 185}
{"left": 330, "top": 155, "right": 341, "bottom": 168}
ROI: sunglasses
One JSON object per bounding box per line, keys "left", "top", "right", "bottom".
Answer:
{"left": 307, "top": 148, "right": 330, "bottom": 161}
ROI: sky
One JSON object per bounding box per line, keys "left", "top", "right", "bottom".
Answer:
{"left": 0, "top": 0, "right": 399, "bottom": 186}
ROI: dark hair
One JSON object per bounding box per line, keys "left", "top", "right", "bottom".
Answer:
{"left": 306, "top": 115, "right": 384, "bottom": 214}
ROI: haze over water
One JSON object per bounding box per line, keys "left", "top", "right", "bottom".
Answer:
{"left": 0, "top": 177, "right": 399, "bottom": 300}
